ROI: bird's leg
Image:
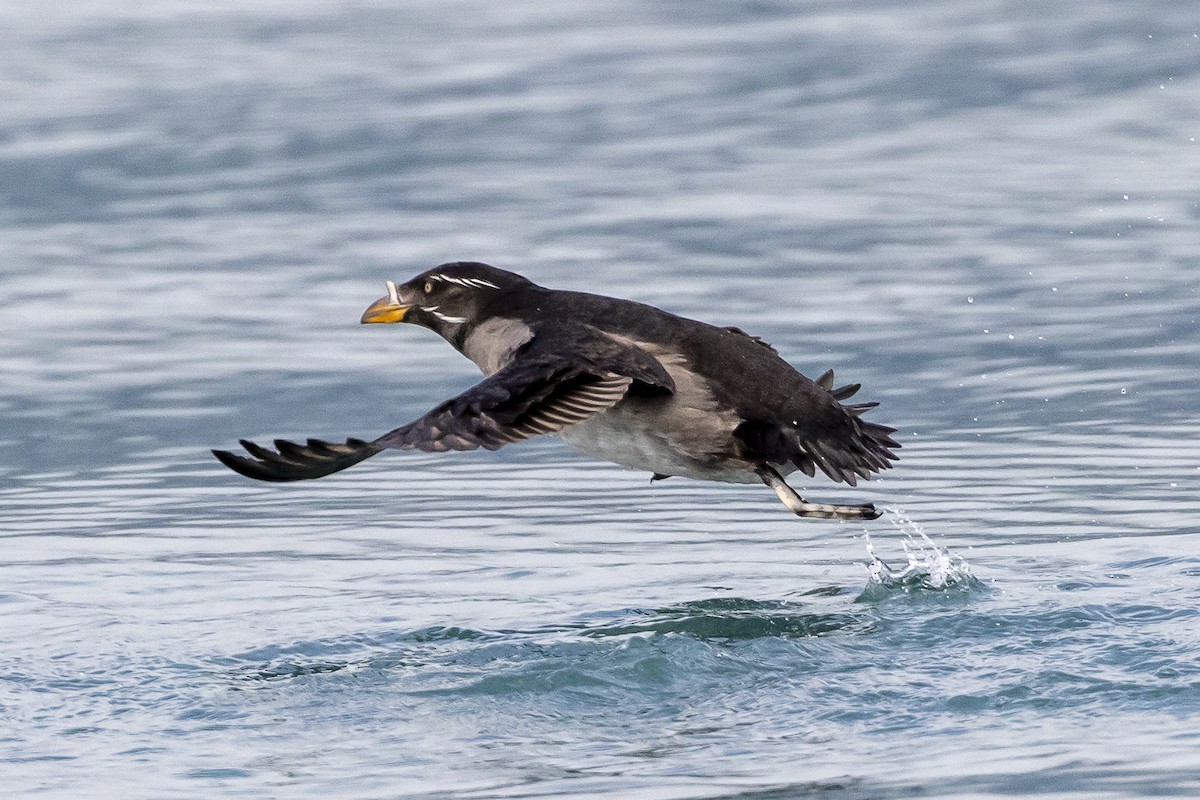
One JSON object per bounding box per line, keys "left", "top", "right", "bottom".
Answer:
{"left": 754, "top": 465, "right": 881, "bottom": 521}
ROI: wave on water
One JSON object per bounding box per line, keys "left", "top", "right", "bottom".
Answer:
{"left": 215, "top": 516, "right": 985, "bottom": 691}
{"left": 579, "top": 597, "right": 868, "bottom": 642}
{"left": 859, "top": 508, "right": 980, "bottom": 599}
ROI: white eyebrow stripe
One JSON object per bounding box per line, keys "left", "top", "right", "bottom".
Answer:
{"left": 428, "top": 274, "right": 499, "bottom": 289}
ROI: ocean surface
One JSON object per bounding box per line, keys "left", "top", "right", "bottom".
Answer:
{"left": 3, "top": 1, "right": 1199, "bottom": 797}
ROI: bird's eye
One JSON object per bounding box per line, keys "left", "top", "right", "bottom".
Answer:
{"left": 423, "top": 281, "right": 433, "bottom": 294}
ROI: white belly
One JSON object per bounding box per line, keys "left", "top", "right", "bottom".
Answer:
{"left": 557, "top": 403, "right": 765, "bottom": 484}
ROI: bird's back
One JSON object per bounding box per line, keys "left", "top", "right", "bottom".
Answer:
{"left": 522, "top": 289, "right": 829, "bottom": 423}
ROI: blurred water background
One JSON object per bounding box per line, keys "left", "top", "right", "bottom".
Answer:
{"left": 2, "top": 1, "right": 1199, "bottom": 797}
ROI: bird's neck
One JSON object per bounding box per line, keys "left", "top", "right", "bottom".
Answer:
{"left": 456, "top": 315, "right": 536, "bottom": 376}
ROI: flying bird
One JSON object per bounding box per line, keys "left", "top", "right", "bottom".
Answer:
{"left": 213, "top": 262, "right": 898, "bottom": 520}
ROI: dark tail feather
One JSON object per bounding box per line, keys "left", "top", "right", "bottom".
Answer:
{"left": 815, "top": 369, "right": 863, "bottom": 403}
{"left": 212, "top": 437, "right": 384, "bottom": 482}
{"left": 736, "top": 367, "right": 902, "bottom": 486}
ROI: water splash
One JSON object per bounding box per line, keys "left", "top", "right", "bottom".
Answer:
{"left": 860, "top": 508, "right": 978, "bottom": 596}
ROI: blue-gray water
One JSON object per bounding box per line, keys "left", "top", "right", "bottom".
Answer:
{"left": 3, "top": 2, "right": 1199, "bottom": 797}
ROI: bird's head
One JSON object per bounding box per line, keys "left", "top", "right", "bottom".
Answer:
{"left": 360, "top": 261, "right": 534, "bottom": 339}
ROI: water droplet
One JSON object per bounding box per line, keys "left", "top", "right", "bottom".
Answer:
{"left": 1120, "top": 388, "right": 1127, "bottom": 395}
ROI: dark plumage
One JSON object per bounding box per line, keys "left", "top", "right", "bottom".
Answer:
{"left": 213, "top": 262, "right": 899, "bottom": 520}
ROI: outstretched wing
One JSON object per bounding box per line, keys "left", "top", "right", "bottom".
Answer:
{"left": 212, "top": 355, "right": 635, "bottom": 483}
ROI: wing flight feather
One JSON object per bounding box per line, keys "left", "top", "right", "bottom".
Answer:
{"left": 213, "top": 356, "right": 635, "bottom": 482}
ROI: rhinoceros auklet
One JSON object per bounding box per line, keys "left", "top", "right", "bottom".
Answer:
{"left": 213, "top": 262, "right": 899, "bottom": 520}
